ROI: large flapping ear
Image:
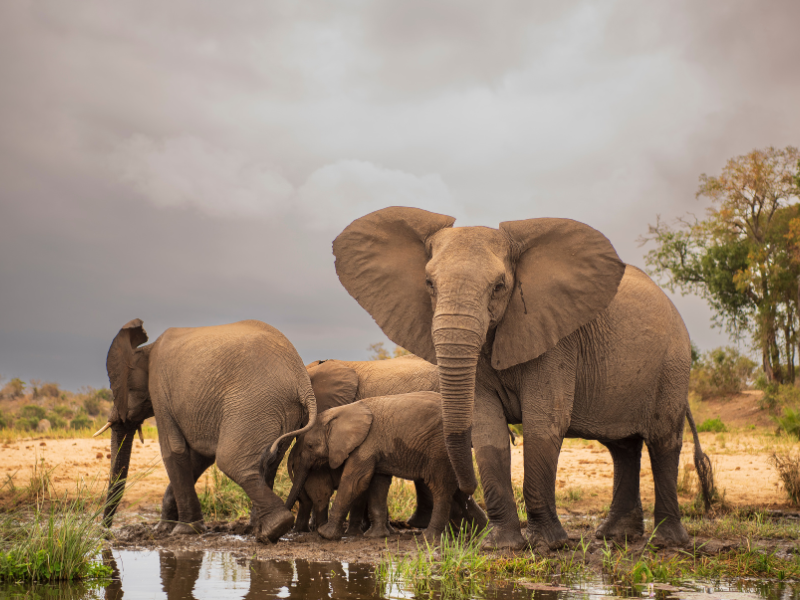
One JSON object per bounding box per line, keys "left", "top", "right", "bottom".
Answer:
{"left": 333, "top": 207, "right": 456, "bottom": 363}
{"left": 106, "top": 319, "right": 148, "bottom": 422}
{"left": 307, "top": 360, "right": 360, "bottom": 413}
{"left": 493, "top": 219, "right": 625, "bottom": 370}
{"left": 324, "top": 402, "right": 374, "bottom": 469}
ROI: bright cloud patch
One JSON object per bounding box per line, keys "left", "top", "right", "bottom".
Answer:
{"left": 113, "top": 135, "right": 294, "bottom": 218}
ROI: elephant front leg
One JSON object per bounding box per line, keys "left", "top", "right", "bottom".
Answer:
{"left": 596, "top": 437, "right": 644, "bottom": 541}
{"left": 318, "top": 457, "right": 375, "bottom": 541}
{"left": 364, "top": 474, "right": 395, "bottom": 538}
{"left": 293, "top": 489, "right": 313, "bottom": 533}
{"left": 472, "top": 396, "right": 526, "bottom": 550}
{"left": 406, "top": 481, "right": 433, "bottom": 529}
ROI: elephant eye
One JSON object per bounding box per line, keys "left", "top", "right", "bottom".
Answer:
{"left": 425, "top": 278, "right": 436, "bottom": 295}
{"left": 493, "top": 281, "right": 505, "bottom": 294}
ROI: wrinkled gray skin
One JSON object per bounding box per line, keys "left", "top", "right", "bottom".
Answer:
{"left": 102, "top": 319, "right": 316, "bottom": 544}
{"left": 333, "top": 207, "right": 713, "bottom": 550}
{"left": 289, "top": 356, "right": 440, "bottom": 533}
{"left": 286, "top": 392, "right": 483, "bottom": 542}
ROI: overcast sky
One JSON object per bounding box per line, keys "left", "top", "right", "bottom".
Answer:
{"left": 1, "top": 1, "right": 799, "bottom": 390}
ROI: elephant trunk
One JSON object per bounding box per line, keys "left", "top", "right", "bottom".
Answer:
{"left": 433, "top": 313, "right": 485, "bottom": 495}
{"left": 103, "top": 424, "right": 136, "bottom": 527}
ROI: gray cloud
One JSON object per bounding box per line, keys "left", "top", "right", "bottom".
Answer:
{"left": 1, "top": 0, "right": 799, "bottom": 390}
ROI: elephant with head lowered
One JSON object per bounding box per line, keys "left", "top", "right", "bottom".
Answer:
{"left": 99, "top": 319, "right": 316, "bottom": 543}
{"left": 332, "top": 207, "right": 713, "bottom": 550}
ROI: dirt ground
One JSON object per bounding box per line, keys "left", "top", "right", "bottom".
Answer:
{"left": 1, "top": 390, "right": 796, "bottom": 561}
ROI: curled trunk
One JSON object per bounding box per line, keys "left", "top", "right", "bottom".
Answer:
{"left": 103, "top": 425, "right": 136, "bottom": 527}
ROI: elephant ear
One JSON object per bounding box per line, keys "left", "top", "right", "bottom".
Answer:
{"left": 324, "top": 402, "right": 374, "bottom": 469}
{"left": 493, "top": 219, "right": 625, "bottom": 370}
{"left": 106, "top": 319, "right": 148, "bottom": 422}
{"left": 333, "top": 206, "right": 456, "bottom": 363}
{"left": 307, "top": 361, "right": 360, "bottom": 414}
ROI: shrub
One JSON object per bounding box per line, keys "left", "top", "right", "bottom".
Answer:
{"left": 697, "top": 417, "right": 727, "bottom": 433}
{"left": 775, "top": 407, "right": 800, "bottom": 439}
{"left": 45, "top": 414, "right": 66, "bottom": 429}
{"left": 38, "top": 382, "right": 61, "bottom": 398}
{"left": 51, "top": 405, "right": 75, "bottom": 420}
{"left": 690, "top": 347, "right": 757, "bottom": 400}
{"left": 759, "top": 383, "right": 800, "bottom": 411}
{"left": 14, "top": 418, "right": 39, "bottom": 431}
{"left": 94, "top": 388, "right": 112, "bottom": 401}
{"left": 19, "top": 405, "right": 47, "bottom": 421}
{"left": 0, "top": 412, "right": 7, "bottom": 429}
{"left": 0, "top": 378, "right": 26, "bottom": 399}
{"left": 771, "top": 452, "right": 800, "bottom": 506}
{"left": 83, "top": 396, "right": 102, "bottom": 417}
{"left": 367, "top": 342, "right": 411, "bottom": 360}
{"left": 70, "top": 414, "right": 92, "bottom": 430}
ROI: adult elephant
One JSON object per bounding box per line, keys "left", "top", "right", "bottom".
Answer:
{"left": 291, "top": 355, "right": 440, "bottom": 531}
{"left": 96, "top": 319, "right": 316, "bottom": 543}
{"left": 332, "top": 207, "right": 713, "bottom": 549}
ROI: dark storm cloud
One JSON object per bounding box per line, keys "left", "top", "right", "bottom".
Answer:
{"left": 1, "top": 1, "right": 799, "bottom": 389}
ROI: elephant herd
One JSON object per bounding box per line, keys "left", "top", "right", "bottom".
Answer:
{"left": 98, "top": 206, "right": 714, "bottom": 550}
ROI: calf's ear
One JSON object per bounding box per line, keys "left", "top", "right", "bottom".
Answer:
{"left": 307, "top": 361, "right": 359, "bottom": 413}
{"left": 325, "top": 402, "right": 374, "bottom": 469}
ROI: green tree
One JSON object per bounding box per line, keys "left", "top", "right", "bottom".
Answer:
{"left": 1, "top": 377, "right": 27, "bottom": 399}
{"left": 642, "top": 146, "right": 800, "bottom": 383}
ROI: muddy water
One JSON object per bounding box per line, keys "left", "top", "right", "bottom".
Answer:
{"left": 2, "top": 550, "right": 800, "bottom": 600}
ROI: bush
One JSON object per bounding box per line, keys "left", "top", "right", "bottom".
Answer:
{"left": 14, "top": 418, "right": 39, "bottom": 431}
{"left": 0, "top": 412, "right": 7, "bottom": 429}
{"left": 697, "top": 417, "right": 727, "bottom": 433}
{"left": 771, "top": 452, "right": 800, "bottom": 505}
{"left": 45, "top": 414, "right": 66, "bottom": 429}
{"left": 690, "top": 347, "right": 757, "bottom": 400}
{"left": 38, "top": 382, "right": 61, "bottom": 398}
{"left": 70, "top": 414, "right": 92, "bottom": 430}
{"left": 51, "top": 405, "right": 75, "bottom": 420}
{"left": 759, "top": 383, "right": 800, "bottom": 411}
{"left": 94, "top": 388, "right": 112, "bottom": 401}
{"left": 83, "top": 396, "right": 102, "bottom": 417}
{"left": 19, "top": 405, "right": 47, "bottom": 421}
{"left": 775, "top": 407, "right": 800, "bottom": 439}
{"left": 0, "top": 378, "right": 26, "bottom": 399}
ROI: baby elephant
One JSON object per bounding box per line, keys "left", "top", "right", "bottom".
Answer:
{"left": 284, "top": 391, "right": 473, "bottom": 541}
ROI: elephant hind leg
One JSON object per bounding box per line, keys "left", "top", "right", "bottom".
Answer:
{"left": 595, "top": 437, "right": 644, "bottom": 541}
{"left": 158, "top": 449, "right": 215, "bottom": 534}
{"left": 407, "top": 480, "right": 433, "bottom": 529}
{"left": 647, "top": 439, "right": 689, "bottom": 546}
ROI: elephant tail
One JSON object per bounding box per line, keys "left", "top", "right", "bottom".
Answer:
{"left": 259, "top": 383, "right": 318, "bottom": 485}
{"left": 686, "top": 406, "right": 715, "bottom": 511}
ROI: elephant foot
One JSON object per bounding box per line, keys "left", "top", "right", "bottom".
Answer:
{"left": 318, "top": 521, "right": 345, "bottom": 541}
{"left": 407, "top": 508, "right": 432, "bottom": 529}
{"left": 155, "top": 520, "right": 176, "bottom": 534}
{"left": 482, "top": 523, "right": 527, "bottom": 551}
{"left": 421, "top": 527, "right": 444, "bottom": 544}
{"left": 172, "top": 520, "right": 207, "bottom": 535}
{"left": 595, "top": 508, "right": 644, "bottom": 541}
{"left": 651, "top": 517, "right": 690, "bottom": 547}
{"left": 526, "top": 518, "right": 568, "bottom": 550}
{"left": 365, "top": 521, "right": 395, "bottom": 538}
{"left": 255, "top": 508, "right": 295, "bottom": 544}
{"left": 344, "top": 520, "right": 365, "bottom": 537}
{"left": 292, "top": 520, "right": 310, "bottom": 534}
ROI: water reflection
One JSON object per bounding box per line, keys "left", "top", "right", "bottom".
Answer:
{"left": 3, "top": 550, "right": 800, "bottom": 600}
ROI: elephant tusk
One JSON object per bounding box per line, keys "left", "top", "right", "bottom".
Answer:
{"left": 137, "top": 425, "right": 144, "bottom": 444}
{"left": 93, "top": 422, "right": 112, "bottom": 438}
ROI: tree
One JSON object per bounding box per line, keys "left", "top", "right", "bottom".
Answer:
{"left": 0, "top": 377, "right": 26, "bottom": 399}
{"left": 642, "top": 146, "right": 800, "bottom": 383}
{"left": 367, "top": 342, "right": 411, "bottom": 360}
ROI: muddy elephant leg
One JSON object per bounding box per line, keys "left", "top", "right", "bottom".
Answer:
{"left": 596, "top": 437, "right": 644, "bottom": 541}
{"left": 293, "top": 488, "right": 313, "bottom": 533}
{"left": 345, "top": 491, "right": 369, "bottom": 536}
{"left": 364, "top": 474, "right": 394, "bottom": 538}
{"left": 472, "top": 391, "right": 526, "bottom": 550}
{"left": 407, "top": 480, "right": 433, "bottom": 528}
{"left": 318, "top": 455, "right": 376, "bottom": 541}
{"left": 158, "top": 449, "right": 215, "bottom": 534}
{"left": 448, "top": 490, "right": 489, "bottom": 533}
{"left": 423, "top": 482, "right": 455, "bottom": 543}
{"left": 647, "top": 438, "right": 689, "bottom": 545}
{"left": 159, "top": 425, "right": 207, "bottom": 534}
{"left": 520, "top": 339, "right": 577, "bottom": 550}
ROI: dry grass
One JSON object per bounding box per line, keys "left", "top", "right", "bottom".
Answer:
{"left": 770, "top": 451, "right": 800, "bottom": 505}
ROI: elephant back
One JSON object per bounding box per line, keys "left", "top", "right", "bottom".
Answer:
{"left": 306, "top": 361, "right": 360, "bottom": 413}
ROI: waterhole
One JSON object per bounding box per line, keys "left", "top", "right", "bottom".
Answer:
{"left": 1, "top": 549, "right": 799, "bottom": 599}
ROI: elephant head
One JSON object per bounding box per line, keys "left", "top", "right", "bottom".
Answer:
{"left": 333, "top": 207, "right": 625, "bottom": 493}
{"left": 284, "top": 402, "right": 373, "bottom": 510}
{"left": 98, "top": 318, "right": 154, "bottom": 526}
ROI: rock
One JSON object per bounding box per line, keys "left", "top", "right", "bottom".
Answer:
{"left": 36, "top": 419, "right": 51, "bottom": 432}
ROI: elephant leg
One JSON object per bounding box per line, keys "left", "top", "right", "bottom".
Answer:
{"left": 423, "top": 482, "right": 456, "bottom": 543}
{"left": 158, "top": 449, "right": 215, "bottom": 534}
{"left": 345, "top": 491, "right": 369, "bottom": 536}
{"left": 647, "top": 439, "right": 689, "bottom": 546}
{"left": 520, "top": 339, "right": 577, "bottom": 550}
{"left": 407, "top": 480, "right": 433, "bottom": 529}
{"left": 595, "top": 437, "right": 644, "bottom": 541}
{"left": 448, "top": 490, "right": 489, "bottom": 533}
{"left": 293, "top": 488, "right": 313, "bottom": 533}
{"left": 364, "top": 474, "right": 394, "bottom": 538}
{"left": 318, "top": 455, "right": 375, "bottom": 541}
{"left": 472, "top": 392, "right": 526, "bottom": 550}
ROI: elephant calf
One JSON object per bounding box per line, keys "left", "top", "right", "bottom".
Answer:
{"left": 285, "top": 391, "right": 481, "bottom": 542}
